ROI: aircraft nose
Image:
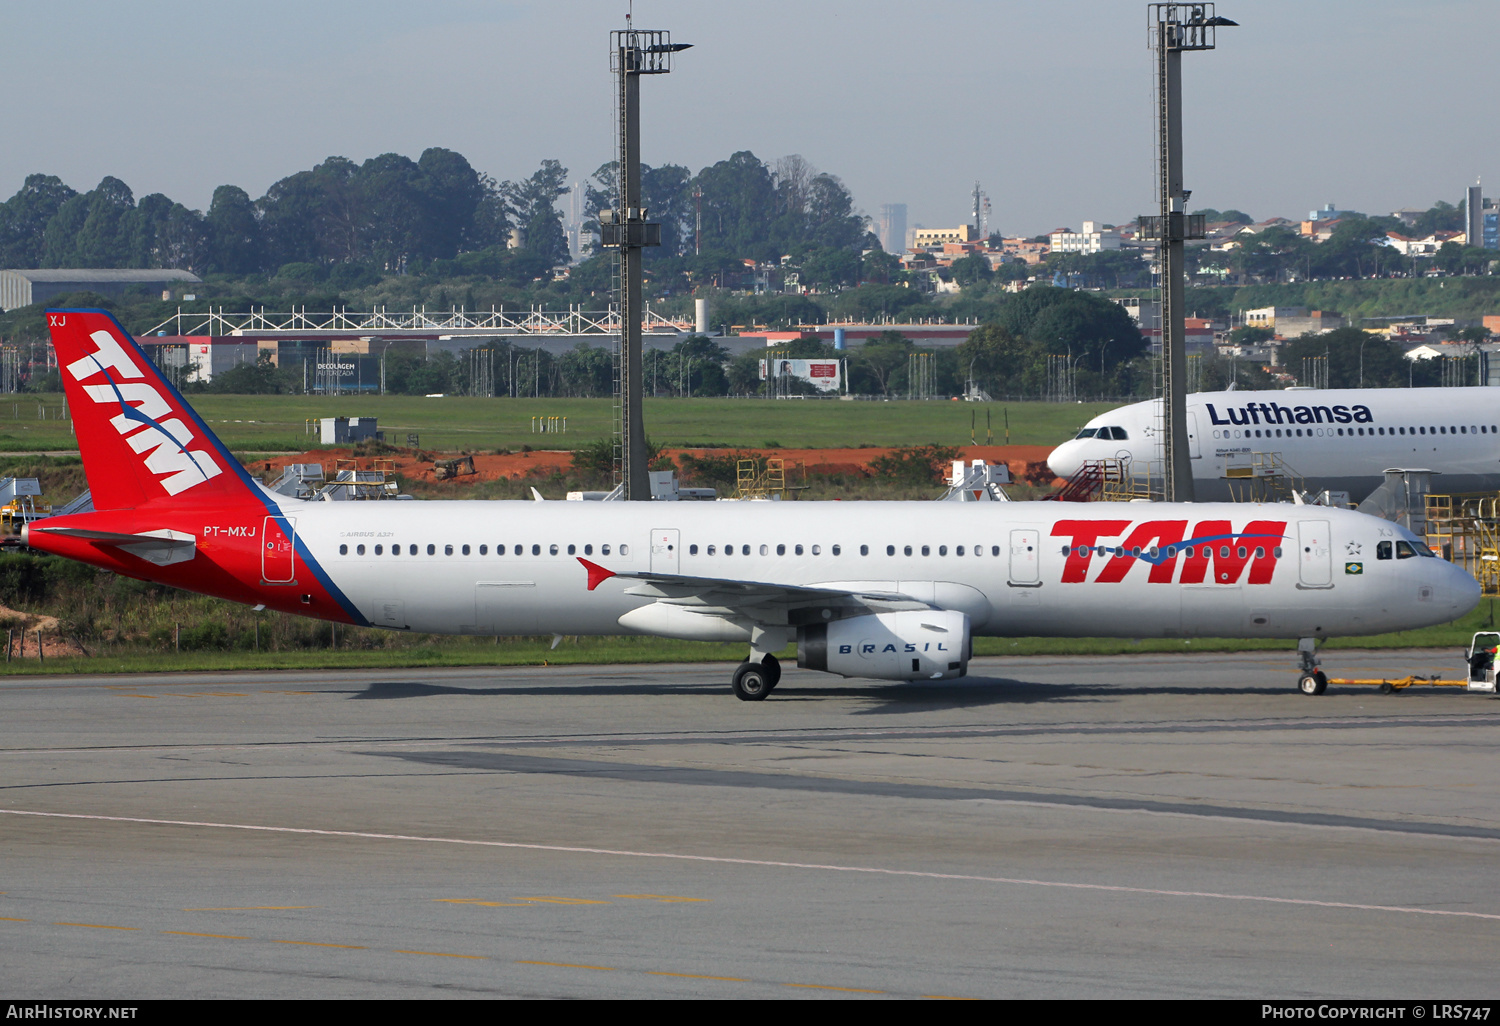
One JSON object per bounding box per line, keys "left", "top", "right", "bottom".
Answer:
{"left": 1448, "top": 563, "right": 1482, "bottom": 618}
{"left": 1048, "top": 441, "right": 1083, "bottom": 479}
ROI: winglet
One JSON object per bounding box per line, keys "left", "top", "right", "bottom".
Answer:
{"left": 578, "top": 557, "right": 615, "bottom": 591}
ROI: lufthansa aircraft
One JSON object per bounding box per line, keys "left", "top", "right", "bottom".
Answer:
{"left": 22, "top": 311, "right": 1480, "bottom": 699}
{"left": 1048, "top": 388, "right": 1500, "bottom": 502}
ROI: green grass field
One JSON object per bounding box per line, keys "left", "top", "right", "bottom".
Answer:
{"left": 0, "top": 394, "right": 1123, "bottom": 454}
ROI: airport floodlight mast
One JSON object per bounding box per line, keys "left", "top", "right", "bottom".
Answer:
{"left": 1138, "top": 3, "right": 1235, "bottom": 502}
{"left": 602, "top": 24, "right": 691, "bottom": 500}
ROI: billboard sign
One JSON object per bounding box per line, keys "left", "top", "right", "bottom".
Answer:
{"left": 759, "top": 358, "right": 842, "bottom": 392}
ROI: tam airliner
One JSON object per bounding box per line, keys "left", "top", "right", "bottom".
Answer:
{"left": 1049, "top": 388, "right": 1500, "bottom": 503}
{"left": 21, "top": 311, "right": 1481, "bottom": 699}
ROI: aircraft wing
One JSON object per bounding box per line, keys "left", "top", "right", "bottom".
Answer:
{"left": 577, "top": 557, "right": 931, "bottom": 619}
{"left": 29, "top": 526, "right": 196, "bottom": 567}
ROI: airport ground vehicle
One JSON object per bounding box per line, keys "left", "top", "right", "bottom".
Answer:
{"left": 1298, "top": 631, "right": 1500, "bottom": 695}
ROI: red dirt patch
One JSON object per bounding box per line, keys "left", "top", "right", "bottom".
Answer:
{"left": 250, "top": 444, "right": 1063, "bottom": 488}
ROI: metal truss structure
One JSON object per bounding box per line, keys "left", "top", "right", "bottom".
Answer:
{"left": 140, "top": 305, "right": 694, "bottom": 338}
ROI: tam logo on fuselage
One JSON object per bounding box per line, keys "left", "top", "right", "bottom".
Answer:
{"left": 1051, "top": 519, "right": 1288, "bottom": 585}
{"left": 66, "top": 328, "right": 223, "bottom": 496}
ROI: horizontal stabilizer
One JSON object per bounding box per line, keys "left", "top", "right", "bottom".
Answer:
{"left": 31, "top": 526, "right": 196, "bottom": 566}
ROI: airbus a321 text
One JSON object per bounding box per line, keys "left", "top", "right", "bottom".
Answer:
{"left": 22, "top": 311, "right": 1481, "bottom": 700}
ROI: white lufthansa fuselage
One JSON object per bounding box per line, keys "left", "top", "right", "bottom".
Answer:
{"left": 284, "top": 497, "right": 1473, "bottom": 641}
{"left": 1047, "top": 387, "right": 1500, "bottom": 502}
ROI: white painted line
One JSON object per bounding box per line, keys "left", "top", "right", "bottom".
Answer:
{"left": 2, "top": 807, "right": 1497, "bottom": 922}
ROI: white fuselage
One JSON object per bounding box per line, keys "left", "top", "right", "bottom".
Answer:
{"left": 285, "top": 497, "right": 1475, "bottom": 641}
{"left": 1048, "top": 388, "right": 1500, "bottom": 502}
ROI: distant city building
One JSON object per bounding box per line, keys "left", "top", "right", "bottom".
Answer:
{"left": 0, "top": 268, "right": 201, "bottom": 312}
{"left": 1484, "top": 200, "right": 1498, "bottom": 250}
{"left": 1047, "top": 221, "right": 1122, "bottom": 255}
{"left": 877, "top": 203, "right": 907, "bottom": 255}
{"left": 1113, "top": 297, "right": 1161, "bottom": 331}
{"left": 1384, "top": 231, "right": 1463, "bottom": 256}
{"left": 1001, "top": 238, "right": 1050, "bottom": 265}
{"left": 1467, "top": 182, "right": 1483, "bottom": 252}
{"left": 911, "top": 225, "right": 980, "bottom": 249}
{"left": 1244, "top": 306, "right": 1342, "bottom": 338}
{"left": 1244, "top": 307, "right": 1305, "bottom": 331}
{"left": 1308, "top": 202, "right": 1362, "bottom": 222}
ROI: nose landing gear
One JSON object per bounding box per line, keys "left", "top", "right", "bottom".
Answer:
{"left": 1296, "top": 637, "right": 1328, "bottom": 695}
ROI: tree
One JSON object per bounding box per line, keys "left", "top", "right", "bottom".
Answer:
{"left": 558, "top": 344, "right": 614, "bottom": 397}
{"left": 999, "top": 286, "right": 1144, "bottom": 371}
{"left": 204, "top": 185, "right": 265, "bottom": 274}
{"left": 949, "top": 254, "right": 993, "bottom": 289}
{"left": 862, "top": 249, "right": 900, "bottom": 285}
{"left": 416, "top": 147, "right": 483, "bottom": 260}
{"left": 43, "top": 177, "right": 137, "bottom": 267}
{"left": 691, "top": 151, "right": 779, "bottom": 262}
{"left": 0, "top": 175, "right": 77, "bottom": 267}
{"left": 848, "top": 331, "right": 912, "bottom": 395}
{"left": 957, "top": 323, "right": 1040, "bottom": 396}
{"left": 827, "top": 283, "right": 932, "bottom": 322}
{"left": 1282, "top": 327, "right": 1413, "bottom": 388}
{"left": 793, "top": 245, "right": 861, "bottom": 289}
{"left": 1311, "top": 217, "right": 1393, "bottom": 279}
{"left": 1228, "top": 325, "right": 1274, "bottom": 346}
{"left": 503, "top": 159, "right": 570, "bottom": 268}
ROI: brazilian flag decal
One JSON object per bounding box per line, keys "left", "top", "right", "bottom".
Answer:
{"left": 1345, "top": 562, "right": 1363, "bottom": 575}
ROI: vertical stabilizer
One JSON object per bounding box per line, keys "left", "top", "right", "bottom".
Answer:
{"left": 46, "top": 309, "right": 263, "bottom": 511}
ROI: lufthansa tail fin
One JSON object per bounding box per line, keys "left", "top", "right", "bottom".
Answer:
{"left": 47, "top": 309, "right": 264, "bottom": 511}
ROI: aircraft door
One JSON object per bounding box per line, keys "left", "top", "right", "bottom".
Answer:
{"left": 261, "top": 516, "right": 296, "bottom": 583}
{"left": 650, "top": 528, "right": 680, "bottom": 574}
{"left": 1297, "top": 520, "right": 1333, "bottom": 588}
{"left": 1188, "top": 411, "right": 1201, "bottom": 459}
{"left": 1008, "top": 528, "right": 1040, "bottom": 586}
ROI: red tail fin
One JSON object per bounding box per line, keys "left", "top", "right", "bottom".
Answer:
{"left": 47, "top": 309, "right": 263, "bottom": 511}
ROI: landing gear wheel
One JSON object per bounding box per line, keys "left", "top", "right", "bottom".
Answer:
{"left": 1298, "top": 671, "right": 1328, "bottom": 696}
{"left": 760, "top": 654, "right": 781, "bottom": 692}
{"left": 732, "top": 661, "right": 772, "bottom": 702}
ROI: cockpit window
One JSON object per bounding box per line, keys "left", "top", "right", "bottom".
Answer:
{"left": 1395, "top": 541, "right": 1416, "bottom": 559}
{"left": 1075, "top": 428, "right": 1098, "bottom": 439}
{"left": 1412, "top": 540, "right": 1437, "bottom": 558}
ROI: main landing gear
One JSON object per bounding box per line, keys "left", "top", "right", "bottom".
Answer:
{"left": 1296, "top": 636, "right": 1328, "bottom": 696}
{"left": 731, "top": 654, "right": 781, "bottom": 702}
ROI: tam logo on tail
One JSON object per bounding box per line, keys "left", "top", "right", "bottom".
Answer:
{"left": 47, "top": 311, "right": 257, "bottom": 509}
{"left": 61, "top": 322, "right": 223, "bottom": 496}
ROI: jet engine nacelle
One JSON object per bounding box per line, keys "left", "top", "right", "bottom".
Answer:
{"left": 798, "top": 609, "right": 970, "bottom": 681}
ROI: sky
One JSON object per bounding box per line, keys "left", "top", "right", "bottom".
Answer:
{"left": 5, "top": 1, "right": 1497, "bottom": 240}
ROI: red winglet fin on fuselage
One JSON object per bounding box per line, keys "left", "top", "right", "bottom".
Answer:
{"left": 578, "top": 557, "right": 616, "bottom": 591}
